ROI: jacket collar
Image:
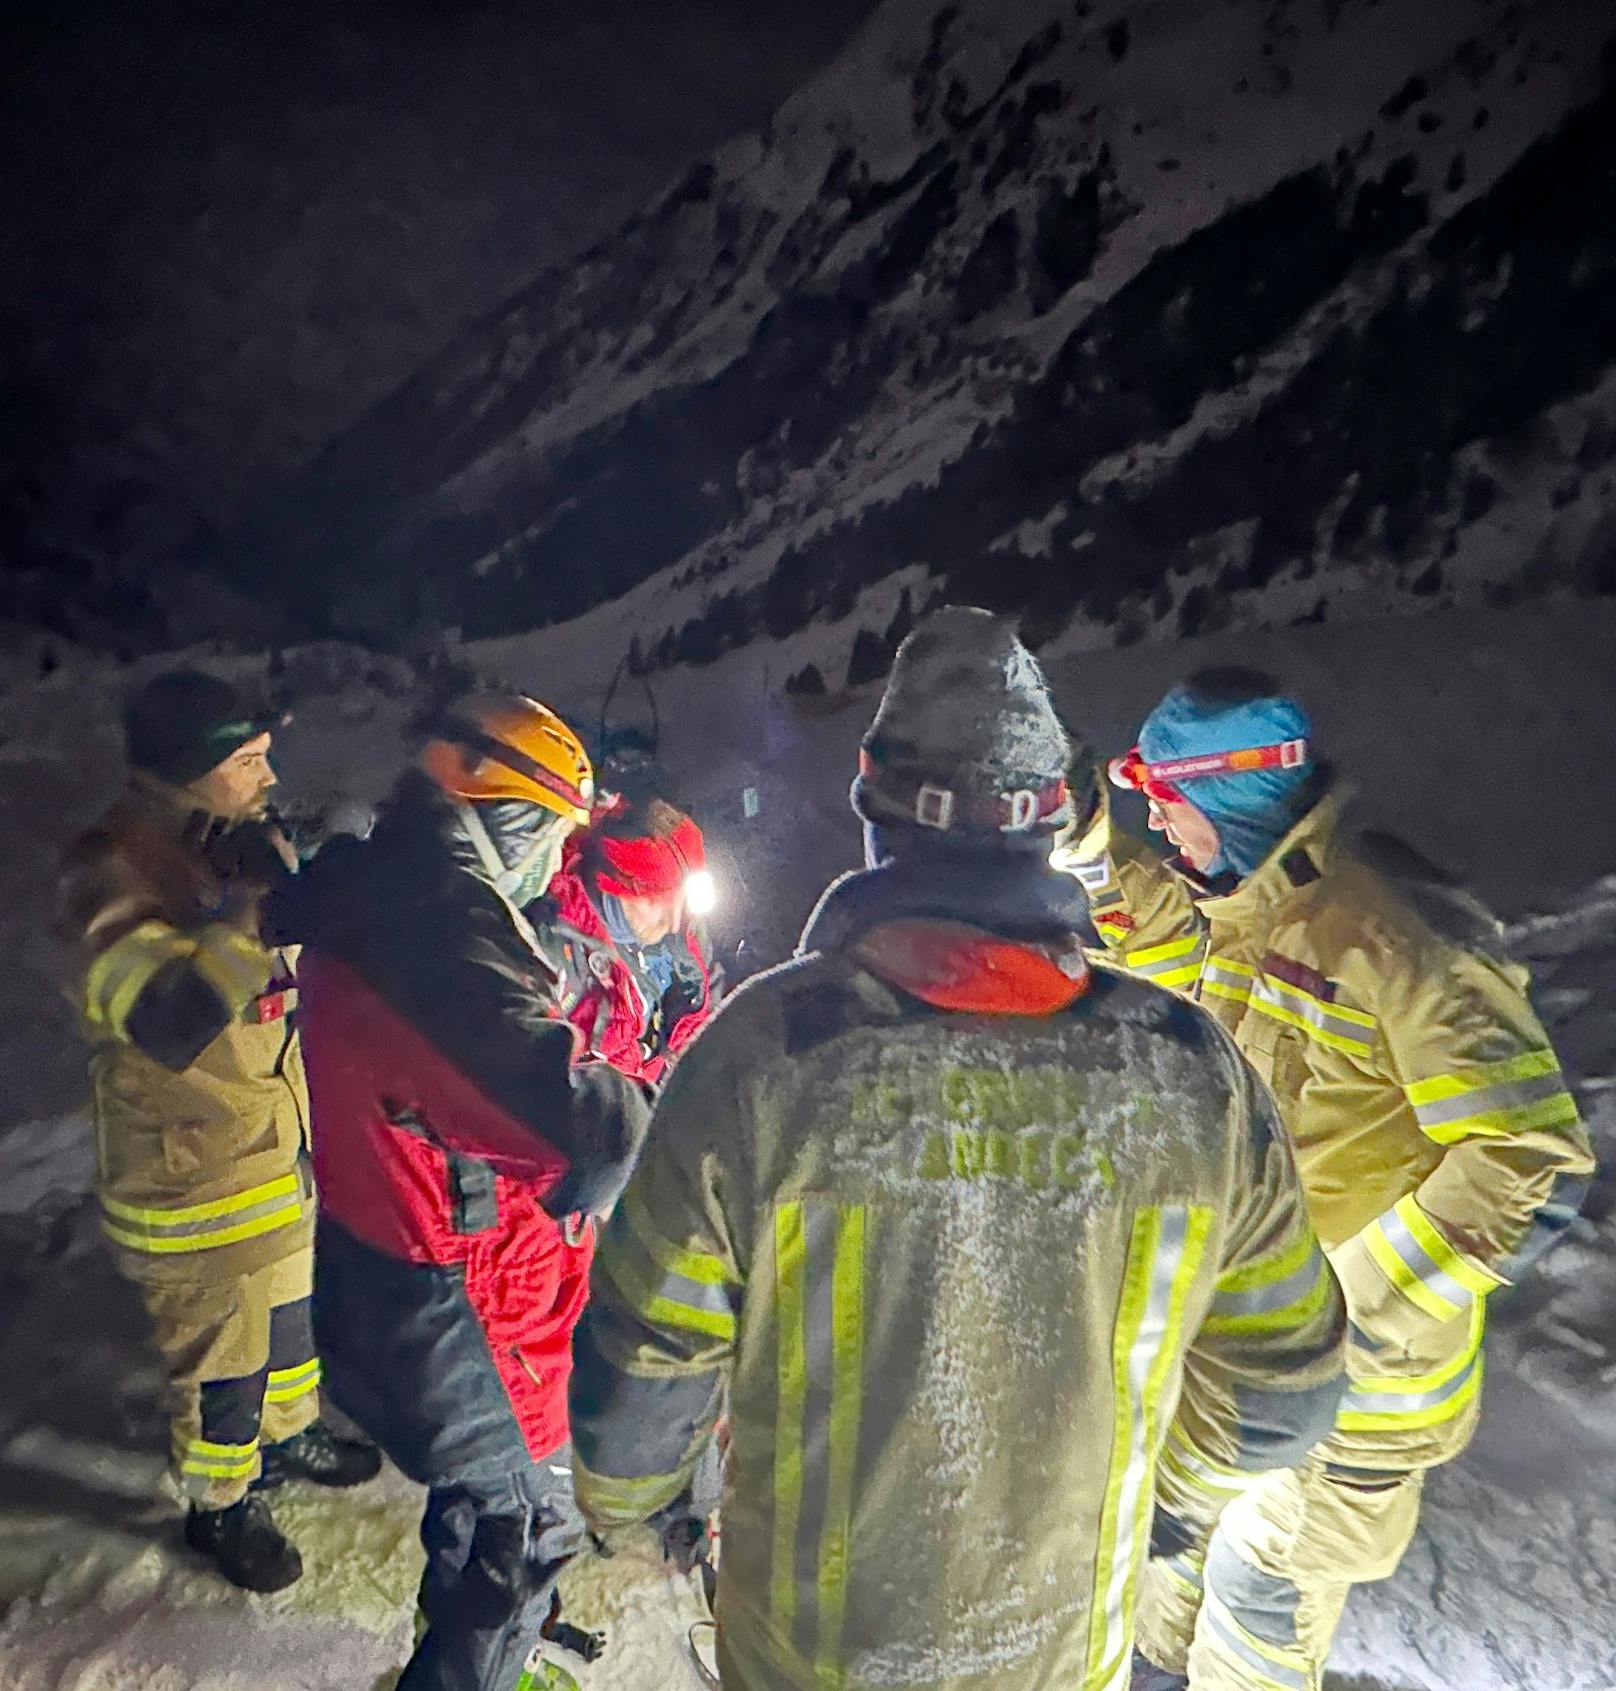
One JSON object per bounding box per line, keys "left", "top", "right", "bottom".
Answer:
{"left": 851, "top": 919, "right": 1089, "bottom": 1015}
{"left": 798, "top": 851, "right": 1098, "bottom": 958}
{"left": 1193, "top": 788, "right": 1351, "bottom": 924}
{"left": 123, "top": 771, "right": 232, "bottom": 849}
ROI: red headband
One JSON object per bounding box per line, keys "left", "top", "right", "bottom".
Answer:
{"left": 594, "top": 814, "right": 706, "bottom": 899}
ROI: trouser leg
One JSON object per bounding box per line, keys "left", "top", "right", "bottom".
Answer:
{"left": 260, "top": 1240, "right": 322, "bottom": 1445}
{"left": 1136, "top": 1540, "right": 1212, "bottom": 1674}
{"left": 129, "top": 1257, "right": 276, "bottom": 1509}
{"left": 1186, "top": 1459, "right": 1424, "bottom": 1690}
{"left": 399, "top": 1448, "right": 587, "bottom": 1691}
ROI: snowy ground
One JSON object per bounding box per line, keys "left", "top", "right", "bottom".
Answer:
{"left": 0, "top": 602, "right": 1612, "bottom": 1690}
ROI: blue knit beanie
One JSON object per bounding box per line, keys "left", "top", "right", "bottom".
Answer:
{"left": 1137, "top": 685, "right": 1315, "bottom": 879}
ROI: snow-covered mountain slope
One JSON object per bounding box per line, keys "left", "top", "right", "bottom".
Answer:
{"left": 239, "top": 0, "right": 1616, "bottom": 675}
{"left": 0, "top": 0, "right": 882, "bottom": 653}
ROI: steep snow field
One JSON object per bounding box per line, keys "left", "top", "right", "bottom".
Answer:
{"left": 0, "top": 600, "right": 1611, "bottom": 1689}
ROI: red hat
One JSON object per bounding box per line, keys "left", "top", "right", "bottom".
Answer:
{"left": 593, "top": 807, "right": 706, "bottom": 900}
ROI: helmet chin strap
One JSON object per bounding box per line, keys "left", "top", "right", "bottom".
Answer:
{"left": 453, "top": 802, "right": 567, "bottom": 974}
{"left": 456, "top": 799, "right": 527, "bottom": 898}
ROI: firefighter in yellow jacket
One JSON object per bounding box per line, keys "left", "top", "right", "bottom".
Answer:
{"left": 570, "top": 610, "right": 1347, "bottom": 1691}
{"left": 1077, "top": 670, "right": 1595, "bottom": 1691}
{"left": 57, "top": 670, "right": 379, "bottom": 1594}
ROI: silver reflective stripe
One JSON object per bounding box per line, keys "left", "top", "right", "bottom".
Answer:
{"left": 1341, "top": 1351, "right": 1481, "bottom": 1418}
{"left": 1201, "top": 1592, "right": 1309, "bottom": 1690}
{"left": 1376, "top": 1207, "right": 1476, "bottom": 1312}
{"left": 1412, "top": 1067, "right": 1570, "bottom": 1131}
{"left": 1248, "top": 975, "right": 1375, "bottom": 1050}
{"left": 1094, "top": 1206, "right": 1191, "bottom": 1675}
{"left": 1073, "top": 855, "right": 1114, "bottom": 892}
{"left": 599, "top": 1218, "right": 736, "bottom": 1336}
{"left": 1201, "top": 959, "right": 1253, "bottom": 999}
{"left": 1208, "top": 1250, "right": 1327, "bottom": 1320}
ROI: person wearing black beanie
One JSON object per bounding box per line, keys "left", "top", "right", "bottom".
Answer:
{"left": 54, "top": 670, "right": 379, "bottom": 1596}
{"left": 567, "top": 607, "right": 1346, "bottom": 1691}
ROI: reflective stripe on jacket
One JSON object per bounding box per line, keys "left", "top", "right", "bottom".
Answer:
{"left": 58, "top": 779, "right": 311, "bottom": 1271}
{"left": 571, "top": 858, "right": 1344, "bottom": 1691}
{"left": 1069, "top": 789, "right": 1594, "bottom": 1464}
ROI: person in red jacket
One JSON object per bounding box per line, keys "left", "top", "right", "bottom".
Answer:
{"left": 268, "top": 695, "right": 650, "bottom": 1691}
{"left": 538, "top": 795, "right": 719, "bottom": 1088}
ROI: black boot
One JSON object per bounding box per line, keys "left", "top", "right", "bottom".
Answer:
{"left": 256, "top": 1419, "right": 382, "bottom": 1489}
{"left": 185, "top": 1496, "right": 303, "bottom": 1593}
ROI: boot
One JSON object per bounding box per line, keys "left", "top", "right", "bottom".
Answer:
{"left": 255, "top": 1419, "right": 382, "bottom": 1489}
{"left": 185, "top": 1496, "right": 303, "bottom": 1593}
{"left": 1130, "top": 1650, "right": 1189, "bottom": 1691}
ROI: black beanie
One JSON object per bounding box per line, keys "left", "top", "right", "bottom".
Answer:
{"left": 123, "top": 670, "right": 273, "bottom": 787}
{"left": 852, "top": 606, "right": 1085, "bottom": 839}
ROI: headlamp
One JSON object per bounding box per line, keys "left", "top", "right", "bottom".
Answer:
{"left": 684, "top": 868, "right": 718, "bottom": 917}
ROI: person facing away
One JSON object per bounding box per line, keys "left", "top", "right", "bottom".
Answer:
{"left": 268, "top": 693, "right": 652, "bottom": 1691}
{"left": 56, "top": 669, "right": 379, "bottom": 1596}
{"left": 536, "top": 790, "right": 719, "bottom": 1088}
{"left": 1081, "top": 671, "right": 1596, "bottom": 1691}
{"left": 568, "top": 607, "right": 1347, "bottom": 1691}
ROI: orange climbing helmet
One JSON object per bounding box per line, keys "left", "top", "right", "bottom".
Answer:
{"left": 421, "top": 694, "right": 594, "bottom": 825}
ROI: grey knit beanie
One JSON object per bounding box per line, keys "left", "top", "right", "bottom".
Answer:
{"left": 852, "top": 606, "right": 1080, "bottom": 838}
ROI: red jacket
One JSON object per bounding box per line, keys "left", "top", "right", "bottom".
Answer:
{"left": 543, "top": 844, "right": 716, "bottom": 1086}
{"left": 269, "top": 777, "right": 649, "bottom": 1482}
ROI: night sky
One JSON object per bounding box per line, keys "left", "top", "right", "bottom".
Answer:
{"left": 0, "top": 0, "right": 879, "bottom": 582}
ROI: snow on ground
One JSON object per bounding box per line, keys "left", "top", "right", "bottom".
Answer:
{"left": 0, "top": 601, "right": 1612, "bottom": 1689}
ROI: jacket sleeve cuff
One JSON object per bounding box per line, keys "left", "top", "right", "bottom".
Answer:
{"left": 1329, "top": 1194, "right": 1505, "bottom": 1345}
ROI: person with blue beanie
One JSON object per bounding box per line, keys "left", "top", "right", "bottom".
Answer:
{"left": 1134, "top": 677, "right": 1316, "bottom": 881}
{"left": 1095, "top": 671, "right": 1593, "bottom": 1691}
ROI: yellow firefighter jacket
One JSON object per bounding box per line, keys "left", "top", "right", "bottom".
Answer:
{"left": 1070, "top": 789, "right": 1594, "bottom": 1469}
{"left": 58, "top": 777, "right": 312, "bottom": 1275}
{"left": 571, "top": 864, "right": 1345, "bottom": 1691}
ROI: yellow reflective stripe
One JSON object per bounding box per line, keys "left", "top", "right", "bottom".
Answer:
{"left": 596, "top": 1234, "right": 737, "bottom": 1341}
{"left": 265, "top": 1360, "right": 322, "bottom": 1403}
{"left": 85, "top": 920, "right": 194, "bottom": 1034}
{"left": 622, "top": 1186, "right": 739, "bottom": 1287}
{"left": 1086, "top": 1206, "right": 1160, "bottom": 1686}
{"left": 1420, "top": 1091, "right": 1582, "bottom": 1145}
{"left": 1245, "top": 986, "right": 1374, "bottom": 1057}
{"left": 1406, "top": 1049, "right": 1581, "bottom": 1143}
{"left": 181, "top": 1435, "right": 260, "bottom": 1480}
{"left": 1215, "top": 1225, "right": 1314, "bottom": 1295}
{"left": 772, "top": 1202, "right": 808, "bottom": 1640}
{"left": 1152, "top": 963, "right": 1205, "bottom": 990}
{"left": 1201, "top": 957, "right": 1254, "bottom": 1006}
{"left": 1338, "top": 1342, "right": 1484, "bottom": 1431}
{"left": 575, "top": 1464, "right": 687, "bottom": 1526}
{"left": 815, "top": 1205, "right": 866, "bottom": 1681}
{"left": 102, "top": 1202, "right": 304, "bottom": 1255}
{"left": 1405, "top": 1048, "right": 1559, "bottom": 1107}
{"left": 1200, "top": 1587, "right": 1309, "bottom": 1690}
{"left": 1125, "top": 935, "right": 1204, "bottom": 969}
{"left": 1360, "top": 1217, "right": 1461, "bottom": 1321}
{"left": 190, "top": 923, "right": 274, "bottom": 1012}
{"left": 1391, "top": 1196, "right": 1500, "bottom": 1298}
{"left": 1087, "top": 1206, "right": 1209, "bottom": 1687}
{"left": 1201, "top": 1253, "right": 1332, "bottom": 1337}
{"left": 1123, "top": 1207, "right": 1213, "bottom": 1623}
{"left": 1348, "top": 1304, "right": 1484, "bottom": 1397}
{"left": 101, "top": 1173, "right": 301, "bottom": 1229}
{"left": 1160, "top": 1424, "right": 1249, "bottom": 1499}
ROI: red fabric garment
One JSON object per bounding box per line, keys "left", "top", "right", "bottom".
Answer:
{"left": 544, "top": 841, "right": 714, "bottom": 1086}
{"left": 301, "top": 952, "right": 592, "bottom": 1463}
{"left": 852, "top": 918, "right": 1091, "bottom": 1015}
